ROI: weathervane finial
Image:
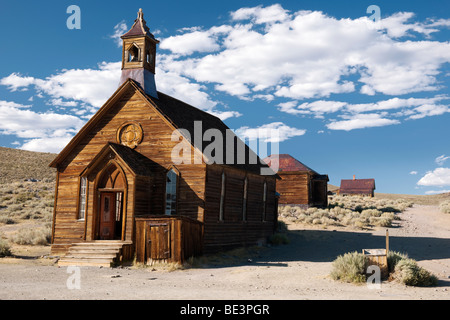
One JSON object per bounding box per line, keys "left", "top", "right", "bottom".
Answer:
{"left": 138, "top": 8, "right": 144, "bottom": 20}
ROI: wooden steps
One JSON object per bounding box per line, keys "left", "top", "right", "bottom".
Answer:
{"left": 58, "top": 241, "right": 132, "bottom": 267}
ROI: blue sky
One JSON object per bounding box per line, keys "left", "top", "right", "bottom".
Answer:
{"left": 0, "top": 0, "right": 450, "bottom": 195}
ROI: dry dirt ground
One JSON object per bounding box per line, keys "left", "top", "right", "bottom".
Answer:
{"left": 0, "top": 204, "right": 449, "bottom": 300}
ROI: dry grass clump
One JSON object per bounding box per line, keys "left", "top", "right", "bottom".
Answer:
{"left": 279, "top": 195, "right": 412, "bottom": 229}
{"left": 331, "top": 250, "right": 438, "bottom": 287}
{"left": 12, "top": 226, "right": 52, "bottom": 246}
{"left": 330, "top": 251, "right": 368, "bottom": 283}
{"left": 439, "top": 200, "right": 450, "bottom": 214}
{"left": 0, "top": 235, "right": 12, "bottom": 257}
{"left": 392, "top": 258, "right": 438, "bottom": 287}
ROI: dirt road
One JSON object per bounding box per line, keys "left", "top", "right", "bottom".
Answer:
{"left": 0, "top": 205, "right": 449, "bottom": 300}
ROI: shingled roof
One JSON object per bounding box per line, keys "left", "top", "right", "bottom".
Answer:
{"left": 121, "top": 8, "right": 157, "bottom": 40}
{"left": 263, "top": 154, "right": 317, "bottom": 173}
{"left": 147, "top": 90, "right": 273, "bottom": 175}
{"left": 50, "top": 79, "right": 274, "bottom": 176}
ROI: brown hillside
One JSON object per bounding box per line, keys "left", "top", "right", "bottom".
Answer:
{"left": 0, "top": 147, "right": 57, "bottom": 184}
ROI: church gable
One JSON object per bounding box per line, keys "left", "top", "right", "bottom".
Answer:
{"left": 52, "top": 80, "right": 199, "bottom": 174}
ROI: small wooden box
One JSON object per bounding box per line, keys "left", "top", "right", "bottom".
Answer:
{"left": 363, "top": 249, "right": 388, "bottom": 279}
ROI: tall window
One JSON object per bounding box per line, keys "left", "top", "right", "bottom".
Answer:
{"left": 165, "top": 169, "right": 178, "bottom": 215}
{"left": 219, "top": 172, "right": 226, "bottom": 221}
{"left": 242, "top": 177, "right": 248, "bottom": 221}
{"left": 262, "top": 181, "right": 267, "bottom": 222}
{"left": 78, "top": 177, "right": 87, "bottom": 220}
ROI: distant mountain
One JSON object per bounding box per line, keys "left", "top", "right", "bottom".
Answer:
{"left": 328, "top": 184, "right": 339, "bottom": 192}
{"left": 0, "top": 147, "right": 57, "bottom": 184}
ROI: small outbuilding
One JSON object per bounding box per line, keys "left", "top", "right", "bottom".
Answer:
{"left": 263, "top": 154, "right": 329, "bottom": 208}
{"left": 339, "top": 176, "right": 376, "bottom": 197}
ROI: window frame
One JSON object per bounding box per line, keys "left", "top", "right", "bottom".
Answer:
{"left": 262, "top": 180, "right": 267, "bottom": 222}
{"left": 164, "top": 168, "right": 179, "bottom": 216}
{"left": 242, "top": 176, "right": 248, "bottom": 222}
{"left": 77, "top": 176, "right": 88, "bottom": 221}
{"left": 219, "top": 171, "right": 226, "bottom": 221}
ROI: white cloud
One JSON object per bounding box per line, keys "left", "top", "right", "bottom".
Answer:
{"left": 407, "top": 104, "right": 450, "bottom": 120}
{"left": 417, "top": 167, "right": 450, "bottom": 187}
{"left": 231, "top": 4, "right": 290, "bottom": 25}
{"left": 159, "top": 6, "right": 450, "bottom": 101}
{"left": 0, "top": 62, "right": 122, "bottom": 109}
{"left": 110, "top": 20, "right": 128, "bottom": 47}
{"left": 20, "top": 136, "right": 74, "bottom": 154}
{"left": 326, "top": 113, "right": 400, "bottom": 131}
{"left": 380, "top": 12, "right": 450, "bottom": 38}
{"left": 0, "top": 73, "right": 35, "bottom": 92}
{"left": 410, "top": 171, "right": 418, "bottom": 175}
{"left": 275, "top": 95, "right": 450, "bottom": 130}
{"left": 160, "top": 29, "right": 222, "bottom": 56}
{"left": 436, "top": 155, "right": 450, "bottom": 166}
{"left": 1, "top": 59, "right": 240, "bottom": 120}
{"left": 0, "top": 102, "right": 84, "bottom": 153}
{"left": 0, "top": 100, "right": 31, "bottom": 109}
{"left": 235, "top": 122, "right": 306, "bottom": 143}
{"left": 278, "top": 100, "right": 346, "bottom": 117}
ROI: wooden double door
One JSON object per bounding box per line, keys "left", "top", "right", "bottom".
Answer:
{"left": 99, "top": 192, "right": 123, "bottom": 240}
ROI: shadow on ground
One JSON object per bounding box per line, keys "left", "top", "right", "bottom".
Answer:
{"left": 262, "top": 228, "right": 450, "bottom": 263}
{"left": 199, "top": 227, "right": 450, "bottom": 273}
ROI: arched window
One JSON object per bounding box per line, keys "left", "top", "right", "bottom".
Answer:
{"left": 165, "top": 169, "right": 178, "bottom": 215}
{"left": 219, "top": 171, "right": 226, "bottom": 221}
{"left": 242, "top": 177, "right": 248, "bottom": 221}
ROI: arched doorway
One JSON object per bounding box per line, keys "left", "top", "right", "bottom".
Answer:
{"left": 96, "top": 163, "right": 127, "bottom": 240}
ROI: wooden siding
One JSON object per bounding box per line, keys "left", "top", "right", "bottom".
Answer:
{"left": 135, "top": 216, "right": 203, "bottom": 264}
{"left": 277, "top": 172, "right": 310, "bottom": 205}
{"left": 51, "top": 85, "right": 206, "bottom": 255}
{"left": 203, "top": 165, "right": 277, "bottom": 253}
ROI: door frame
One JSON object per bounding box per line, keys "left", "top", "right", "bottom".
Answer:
{"left": 91, "top": 160, "right": 129, "bottom": 241}
{"left": 98, "top": 192, "right": 117, "bottom": 240}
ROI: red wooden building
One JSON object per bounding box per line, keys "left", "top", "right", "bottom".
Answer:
{"left": 264, "top": 154, "right": 329, "bottom": 208}
{"left": 339, "top": 176, "right": 376, "bottom": 197}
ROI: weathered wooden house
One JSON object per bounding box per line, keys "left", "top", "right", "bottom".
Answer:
{"left": 49, "top": 10, "right": 278, "bottom": 267}
{"left": 263, "top": 154, "right": 329, "bottom": 208}
{"left": 339, "top": 176, "right": 376, "bottom": 197}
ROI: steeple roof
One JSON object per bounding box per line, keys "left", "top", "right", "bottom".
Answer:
{"left": 121, "top": 8, "right": 158, "bottom": 41}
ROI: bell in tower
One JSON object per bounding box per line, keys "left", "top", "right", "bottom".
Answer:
{"left": 119, "top": 9, "right": 159, "bottom": 98}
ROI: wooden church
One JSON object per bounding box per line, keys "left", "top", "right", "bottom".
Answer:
{"left": 49, "top": 9, "right": 278, "bottom": 267}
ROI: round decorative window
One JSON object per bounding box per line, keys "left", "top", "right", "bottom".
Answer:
{"left": 116, "top": 121, "right": 143, "bottom": 149}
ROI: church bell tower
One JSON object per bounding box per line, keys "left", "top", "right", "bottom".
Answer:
{"left": 119, "top": 9, "right": 159, "bottom": 98}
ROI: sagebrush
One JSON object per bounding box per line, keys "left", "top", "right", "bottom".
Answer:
{"left": 393, "top": 258, "right": 438, "bottom": 287}
{"left": 331, "top": 250, "right": 438, "bottom": 287}
{"left": 439, "top": 200, "right": 450, "bottom": 214}
{"left": 279, "top": 195, "right": 412, "bottom": 229}
{"left": 0, "top": 236, "right": 11, "bottom": 257}
{"left": 330, "top": 251, "right": 368, "bottom": 283}
{"left": 12, "top": 226, "right": 52, "bottom": 246}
